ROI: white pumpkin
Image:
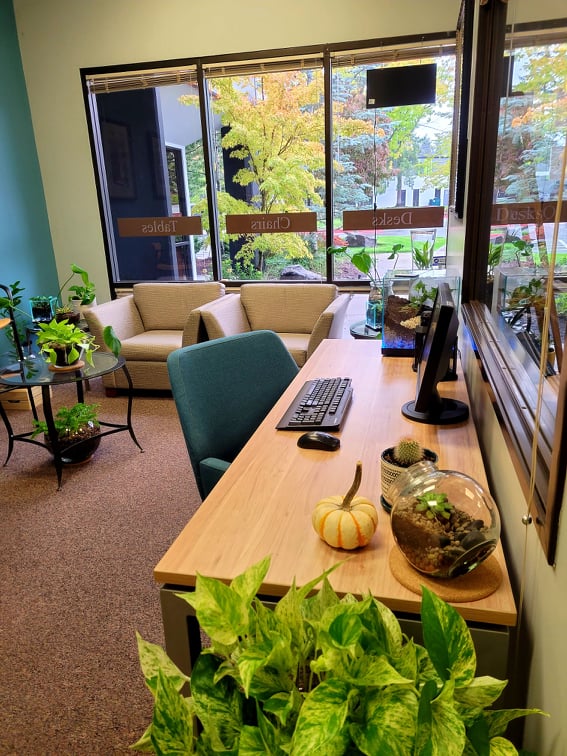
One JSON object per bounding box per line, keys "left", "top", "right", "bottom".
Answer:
{"left": 312, "top": 461, "right": 378, "bottom": 550}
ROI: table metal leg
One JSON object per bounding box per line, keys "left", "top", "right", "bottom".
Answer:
{"left": 122, "top": 364, "right": 143, "bottom": 452}
{"left": 0, "top": 398, "right": 15, "bottom": 465}
{"left": 42, "top": 383, "right": 64, "bottom": 489}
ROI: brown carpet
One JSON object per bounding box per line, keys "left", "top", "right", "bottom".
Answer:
{"left": 0, "top": 379, "right": 201, "bottom": 755}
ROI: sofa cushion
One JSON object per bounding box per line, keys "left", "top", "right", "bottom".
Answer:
{"left": 133, "top": 282, "right": 225, "bottom": 331}
{"left": 277, "top": 333, "right": 310, "bottom": 367}
{"left": 241, "top": 284, "right": 337, "bottom": 333}
{"left": 119, "top": 331, "right": 183, "bottom": 362}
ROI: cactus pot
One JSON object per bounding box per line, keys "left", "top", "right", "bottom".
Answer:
{"left": 380, "top": 446, "right": 438, "bottom": 513}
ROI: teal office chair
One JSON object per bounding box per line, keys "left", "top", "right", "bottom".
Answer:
{"left": 167, "top": 330, "right": 299, "bottom": 499}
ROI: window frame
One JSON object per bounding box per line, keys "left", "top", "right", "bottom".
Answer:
{"left": 81, "top": 32, "right": 457, "bottom": 290}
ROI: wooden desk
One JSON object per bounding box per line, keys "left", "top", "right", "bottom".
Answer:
{"left": 155, "top": 340, "right": 516, "bottom": 674}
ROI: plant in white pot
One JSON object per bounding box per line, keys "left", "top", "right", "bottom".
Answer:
{"left": 133, "top": 557, "right": 544, "bottom": 754}
{"left": 380, "top": 436, "right": 437, "bottom": 512}
{"left": 56, "top": 263, "right": 96, "bottom": 314}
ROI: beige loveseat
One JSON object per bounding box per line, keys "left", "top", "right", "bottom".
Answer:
{"left": 83, "top": 282, "right": 225, "bottom": 391}
{"left": 192, "top": 283, "right": 350, "bottom": 367}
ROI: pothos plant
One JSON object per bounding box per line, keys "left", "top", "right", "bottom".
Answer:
{"left": 133, "top": 556, "right": 544, "bottom": 755}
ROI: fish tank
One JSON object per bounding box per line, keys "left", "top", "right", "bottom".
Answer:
{"left": 381, "top": 269, "right": 461, "bottom": 356}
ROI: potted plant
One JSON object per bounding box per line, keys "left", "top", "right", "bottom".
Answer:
{"left": 30, "top": 401, "right": 101, "bottom": 464}
{"left": 410, "top": 229, "right": 437, "bottom": 270}
{"left": 56, "top": 263, "right": 96, "bottom": 311}
{"left": 54, "top": 303, "right": 81, "bottom": 325}
{"left": 328, "top": 245, "right": 384, "bottom": 329}
{"left": 36, "top": 317, "right": 98, "bottom": 368}
{"left": 0, "top": 281, "right": 31, "bottom": 360}
{"left": 389, "top": 464, "right": 502, "bottom": 578}
{"left": 380, "top": 436, "right": 437, "bottom": 512}
{"left": 133, "top": 557, "right": 543, "bottom": 754}
{"left": 29, "top": 295, "right": 57, "bottom": 322}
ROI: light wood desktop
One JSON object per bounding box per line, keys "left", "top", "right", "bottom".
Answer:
{"left": 155, "top": 339, "right": 517, "bottom": 674}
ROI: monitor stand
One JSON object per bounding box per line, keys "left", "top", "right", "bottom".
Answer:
{"left": 401, "top": 397, "right": 469, "bottom": 425}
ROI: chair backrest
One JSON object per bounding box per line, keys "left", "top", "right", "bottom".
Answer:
{"left": 167, "top": 330, "right": 299, "bottom": 498}
{"left": 240, "top": 284, "right": 338, "bottom": 333}
{"left": 133, "top": 282, "right": 225, "bottom": 331}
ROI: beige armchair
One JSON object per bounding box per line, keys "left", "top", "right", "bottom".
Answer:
{"left": 83, "top": 282, "right": 225, "bottom": 391}
{"left": 192, "top": 283, "right": 350, "bottom": 367}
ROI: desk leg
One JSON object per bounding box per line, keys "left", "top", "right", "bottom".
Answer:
{"left": 160, "top": 585, "right": 201, "bottom": 676}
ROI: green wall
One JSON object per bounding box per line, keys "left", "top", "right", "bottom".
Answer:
{"left": 0, "top": 0, "right": 57, "bottom": 350}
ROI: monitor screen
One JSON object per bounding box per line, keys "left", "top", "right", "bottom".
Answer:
{"left": 401, "top": 282, "right": 469, "bottom": 425}
{"left": 366, "top": 63, "right": 437, "bottom": 109}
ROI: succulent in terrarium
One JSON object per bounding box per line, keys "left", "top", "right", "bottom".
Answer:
{"left": 415, "top": 491, "right": 454, "bottom": 520}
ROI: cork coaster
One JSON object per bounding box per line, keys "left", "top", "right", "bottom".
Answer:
{"left": 389, "top": 547, "right": 502, "bottom": 602}
{"left": 48, "top": 359, "right": 85, "bottom": 372}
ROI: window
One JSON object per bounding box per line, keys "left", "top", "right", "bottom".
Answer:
{"left": 83, "top": 35, "right": 456, "bottom": 289}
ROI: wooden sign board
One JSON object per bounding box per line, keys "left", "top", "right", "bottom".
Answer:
{"left": 491, "top": 202, "right": 567, "bottom": 225}
{"left": 225, "top": 212, "right": 317, "bottom": 234}
{"left": 343, "top": 207, "right": 444, "bottom": 231}
{"left": 117, "top": 216, "right": 203, "bottom": 237}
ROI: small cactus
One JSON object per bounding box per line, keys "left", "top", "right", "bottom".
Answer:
{"left": 392, "top": 437, "right": 425, "bottom": 466}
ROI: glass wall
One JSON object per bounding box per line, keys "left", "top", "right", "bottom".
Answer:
{"left": 84, "top": 38, "right": 456, "bottom": 288}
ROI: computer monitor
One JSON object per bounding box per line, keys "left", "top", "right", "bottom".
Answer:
{"left": 401, "top": 282, "right": 469, "bottom": 425}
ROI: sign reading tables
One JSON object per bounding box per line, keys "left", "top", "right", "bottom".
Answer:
{"left": 343, "top": 206, "right": 444, "bottom": 231}
{"left": 225, "top": 212, "right": 317, "bottom": 234}
{"left": 117, "top": 216, "right": 203, "bottom": 237}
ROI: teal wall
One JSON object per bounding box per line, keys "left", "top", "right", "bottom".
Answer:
{"left": 0, "top": 0, "right": 57, "bottom": 351}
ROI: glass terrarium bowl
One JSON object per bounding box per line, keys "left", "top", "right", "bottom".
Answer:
{"left": 389, "top": 461, "right": 500, "bottom": 578}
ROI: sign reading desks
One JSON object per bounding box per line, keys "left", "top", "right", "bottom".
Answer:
{"left": 225, "top": 212, "right": 317, "bottom": 234}
{"left": 491, "top": 201, "right": 567, "bottom": 225}
{"left": 117, "top": 216, "right": 203, "bottom": 237}
{"left": 343, "top": 206, "right": 444, "bottom": 231}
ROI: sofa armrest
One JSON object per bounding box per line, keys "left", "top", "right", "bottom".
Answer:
{"left": 307, "top": 293, "right": 352, "bottom": 357}
{"left": 196, "top": 294, "right": 251, "bottom": 340}
{"left": 82, "top": 295, "right": 144, "bottom": 350}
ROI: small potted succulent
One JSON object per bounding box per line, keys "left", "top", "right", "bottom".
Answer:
{"left": 36, "top": 317, "right": 98, "bottom": 369}
{"left": 31, "top": 401, "right": 101, "bottom": 464}
{"left": 54, "top": 304, "right": 81, "bottom": 325}
{"left": 380, "top": 436, "right": 437, "bottom": 512}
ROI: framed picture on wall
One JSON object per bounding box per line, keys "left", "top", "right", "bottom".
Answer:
{"left": 101, "top": 121, "right": 136, "bottom": 199}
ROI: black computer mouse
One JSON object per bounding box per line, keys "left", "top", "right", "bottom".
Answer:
{"left": 297, "top": 431, "right": 340, "bottom": 451}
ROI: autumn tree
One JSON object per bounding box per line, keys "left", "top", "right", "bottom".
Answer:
{"left": 182, "top": 70, "right": 371, "bottom": 272}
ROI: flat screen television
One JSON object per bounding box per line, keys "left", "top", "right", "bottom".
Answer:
{"left": 366, "top": 63, "right": 437, "bottom": 109}
{"left": 401, "top": 282, "right": 469, "bottom": 425}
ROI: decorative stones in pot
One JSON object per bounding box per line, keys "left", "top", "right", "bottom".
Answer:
{"left": 389, "top": 460, "right": 501, "bottom": 578}
{"left": 380, "top": 437, "right": 437, "bottom": 513}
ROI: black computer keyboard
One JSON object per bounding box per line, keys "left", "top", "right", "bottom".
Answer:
{"left": 276, "top": 377, "right": 353, "bottom": 431}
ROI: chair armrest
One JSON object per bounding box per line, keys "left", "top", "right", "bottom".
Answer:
{"left": 197, "top": 294, "right": 251, "bottom": 340}
{"left": 182, "top": 309, "right": 208, "bottom": 346}
{"left": 307, "top": 293, "right": 352, "bottom": 357}
{"left": 82, "top": 295, "right": 144, "bottom": 350}
{"left": 199, "top": 457, "right": 231, "bottom": 499}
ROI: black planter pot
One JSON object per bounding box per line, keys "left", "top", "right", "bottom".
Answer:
{"left": 44, "top": 424, "right": 101, "bottom": 464}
